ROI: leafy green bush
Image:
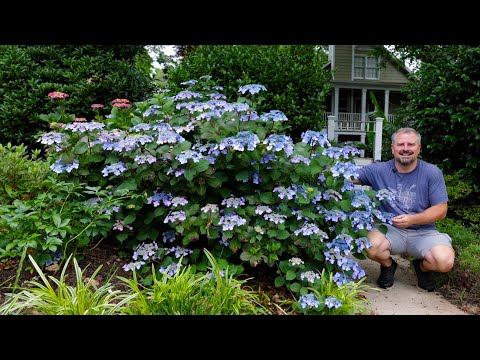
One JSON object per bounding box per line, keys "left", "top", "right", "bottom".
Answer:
{"left": 293, "top": 269, "right": 371, "bottom": 315}
{"left": 437, "top": 218, "right": 480, "bottom": 272}
{"left": 444, "top": 171, "right": 480, "bottom": 227}
{"left": 167, "top": 45, "right": 331, "bottom": 139}
{"left": 0, "top": 142, "right": 51, "bottom": 204}
{"left": 0, "top": 45, "right": 155, "bottom": 149}
{"left": 275, "top": 256, "right": 373, "bottom": 314}
{"left": 0, "top": 177, "right": 133, "bottom": 265}
{"left": 456, "top": 244, "right": 480, "bottom": 273}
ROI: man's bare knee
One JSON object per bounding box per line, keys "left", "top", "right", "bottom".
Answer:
{"left": 367, "top": 230, "right": 391, "bottom": 261}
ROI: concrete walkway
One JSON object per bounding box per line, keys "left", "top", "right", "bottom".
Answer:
{"left": 357, "top": 255, "right": 469, "bottom": 315}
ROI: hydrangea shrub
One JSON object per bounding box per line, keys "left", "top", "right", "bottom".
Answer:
{"left": 37, "top": 76, "right": 394, "bottom": 292}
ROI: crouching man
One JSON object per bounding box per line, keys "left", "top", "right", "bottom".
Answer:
{"left": 352, "top": 127, "right": 454, "bottom": 291}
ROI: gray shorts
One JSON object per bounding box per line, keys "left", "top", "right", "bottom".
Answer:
{"left": 372, "top": 223, "right": 453, "bottom": 259}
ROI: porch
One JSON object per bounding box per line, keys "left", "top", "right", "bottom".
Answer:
{"left": 323, "top": 114, "right": 385, "bottom": 163}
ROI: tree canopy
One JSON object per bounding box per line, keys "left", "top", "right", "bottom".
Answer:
{"left": 166, "top": 45, "right": 332, "bottom": 140}
{"left": 393, "top": 45, "right": 480, "bottom": 181}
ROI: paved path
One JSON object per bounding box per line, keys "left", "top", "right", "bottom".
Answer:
{"left": 357, "top": 255, "right": 469, "bottom": 315}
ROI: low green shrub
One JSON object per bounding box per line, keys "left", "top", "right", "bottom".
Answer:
{"left": 0, "top": 176, "right": 133, "bottom": 266}
{"left": 444, "top": 171, "right": 480, "bottom": 227}
{"left": 0, "top": 142, "right": 51, "bottom": 204}
{"left": 437, "top": 218, "right": 480, "bottom": 272}
{"left": 38, "top": 77, "right": 391, "bottom": 285}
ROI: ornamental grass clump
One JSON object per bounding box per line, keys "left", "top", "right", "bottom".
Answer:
{"left": 118, "top": 248, "right": 268, "bottom": 315}
{"left": 36, "top": 75, "right": 394, "bottom": 314}
{"left": 0, "top": 254, "right": 136, "bottom": 315}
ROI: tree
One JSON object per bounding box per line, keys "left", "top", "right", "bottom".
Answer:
{"left": 0, "top": 45, "right": 155, "bottom": 149}
{"left": 166, "top": 45, "right": 331, "bottom": 140}
{"left": 392, "top": 45, "right": 480, "bottom": 181}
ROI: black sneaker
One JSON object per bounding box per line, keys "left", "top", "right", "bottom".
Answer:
{"left": 412, "top": 259, "right": 435, "bottom": 292}
{"left": 377, "top": 257, "right": 397, "bottom": 289}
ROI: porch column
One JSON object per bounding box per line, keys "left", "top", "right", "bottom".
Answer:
{"left": 327, "top": 115, "right": 336, "bottom": 141}
{"left": 384, "top": 89, "right": 390, "bottom": 121}
{"left": 374, "top": 117, "right": 383, "bottom": 161}
{"left": 361, "top": 88, "right": 367, "bottom": 142}
{"left": 334, "top": 87, "right": 340, "bottom": 118}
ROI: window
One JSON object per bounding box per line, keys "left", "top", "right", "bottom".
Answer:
{"left": 354, "top": 55, "right": 379, "bottom": 79}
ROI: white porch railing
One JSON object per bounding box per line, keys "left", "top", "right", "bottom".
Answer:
{"left": 326, "top": 115, "right": 384, "bottom": 161}
{"left": 322, "top": 112, "right": 397, "bottom": 127}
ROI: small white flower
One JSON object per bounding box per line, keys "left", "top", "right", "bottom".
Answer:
{"left": 289, "top": 257, "right": 304, "bottom": 266}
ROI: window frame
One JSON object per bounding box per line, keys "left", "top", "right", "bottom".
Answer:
{"left": 353, "top": 55, "right": 379, "bottom": 80}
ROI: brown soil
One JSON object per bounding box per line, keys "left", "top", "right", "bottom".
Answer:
{"left": 434, "top": 266, "right": 480, "bottom": 314}
{"left": 0, "top": 241, "right": 478, "bottom": 315}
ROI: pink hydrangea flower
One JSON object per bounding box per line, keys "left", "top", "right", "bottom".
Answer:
{"left": 111, "top": 98, "right": 130, "bottom": 104}
{"left": 111, "top": 98, "right": 131, "bottom": 109}
{"left": 112, "top": 102, "right": 131, "bottom": 109}
{"left": 48, "top": 91, "right": 69, "bottom": 99}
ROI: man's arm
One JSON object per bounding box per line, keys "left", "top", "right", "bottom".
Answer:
{"left": 392, "top": 202, "right": 448, "bottom": 229}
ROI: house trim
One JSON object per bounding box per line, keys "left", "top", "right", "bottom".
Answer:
{"left": 351, "top": 46, "right": 381, "bottom": 81}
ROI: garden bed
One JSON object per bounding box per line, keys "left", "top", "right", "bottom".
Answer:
{"left": 1, "top": 241, "right": 478, "bottom": 315}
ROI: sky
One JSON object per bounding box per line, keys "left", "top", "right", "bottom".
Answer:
{"left": 149, "top": 45, "right": 176, "bottom": 69}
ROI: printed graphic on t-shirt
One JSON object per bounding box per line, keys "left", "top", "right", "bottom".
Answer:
{"left": 388, "top": 184, "right": 416, "bottom": 212}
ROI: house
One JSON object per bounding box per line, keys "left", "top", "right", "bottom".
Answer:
{"left": 323, "top": 45, "right": 410, "bottom": 160}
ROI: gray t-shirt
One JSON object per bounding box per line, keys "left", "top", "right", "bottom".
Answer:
{"left": 357, "top": 159, "right": 448, "bottom": 230}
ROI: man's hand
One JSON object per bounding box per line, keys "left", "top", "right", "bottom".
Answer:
{"left": 392, "top": 203, "right": 448, "bottom": 229}
{"left": 392, "top": 214, "right": 412, "bottom": 229}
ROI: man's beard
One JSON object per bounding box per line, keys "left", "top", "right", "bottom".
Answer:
{"left": 395, "top": 151, "right": 415, "bottom": 166}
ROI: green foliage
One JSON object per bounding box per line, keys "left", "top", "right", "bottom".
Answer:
{"left": 119, "top": 249, "right": 268, "bottom": 315}
{"left": 0, "top": 254, "right": 135, "bottom": 315}
{"left": 275, "top": 256, "right": 323, "bottom": 294}
{"left": 0, "top": 177, "right": 132, "bottom": 264}
{"left": 454, "top": 205, "right": 480, "bottom": 226}
{"left": 445, "top": 172, "right": 478, "bottom": 201}
{"left": 275, "top": 257, "right": 373, "bottom": 314}
{"left": 444, "top": 171, "right": 480, "bottom": 226}
{"left": 394, "top": 45, "right": 480, "bottom": 182}
{"left": 455, "top": 244, "right": 480, "bottom": 273}
{"left": 33, "top": 75, "right": 393, "bottom": 315}
{"left": 437, "top": 218, "right": 480, "bottom": 273}
{"left": 429, "top": 171, "right": 480, "bottom": 289}
{"left": 288, "top": 267, "right": 372, "bottom": 315}
{"left": 0, "top": 45, "right": 155, "bottom": 149}
{"left": 167, "top": 45, "right": 331, "bottom": 139}
{"left": 0, "top": 142, "right": 51, "bottom": 204}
